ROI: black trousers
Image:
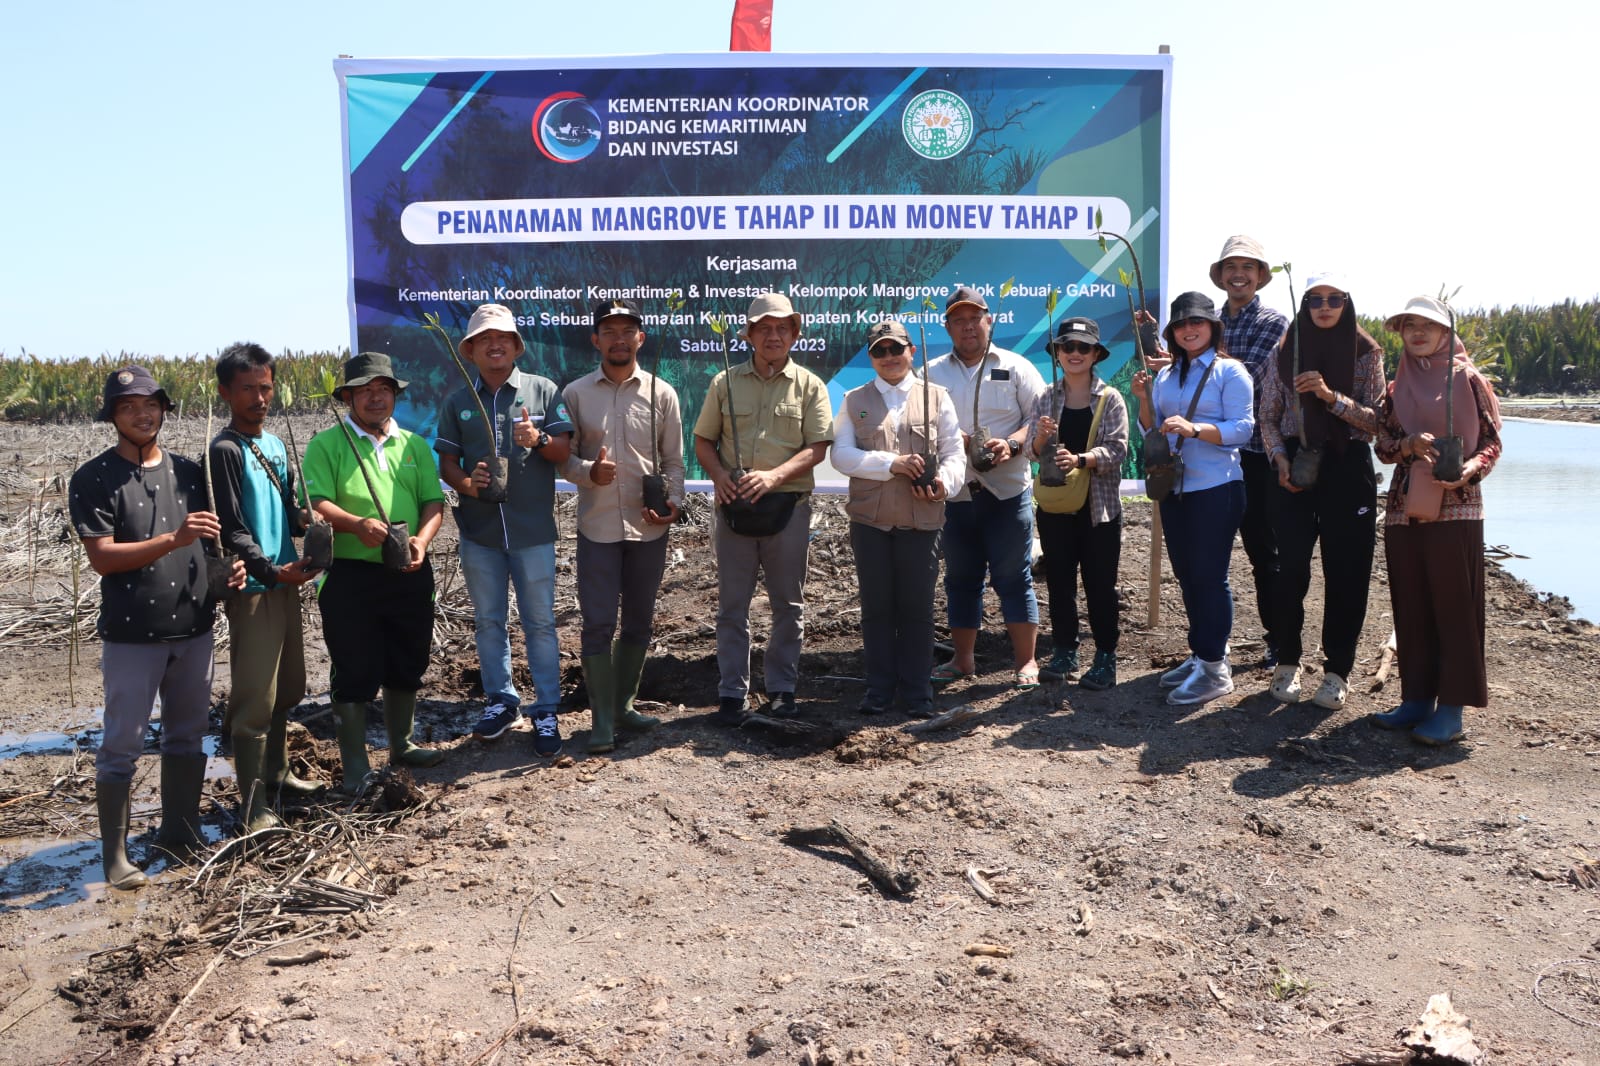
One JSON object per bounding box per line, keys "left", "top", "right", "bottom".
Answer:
{"left": 850, "top": 522, "right": 940, "bottom": 714}
{"left": 1036, "top": 508, "right": 1122, "bottom": 652}
{"left": 1267, "top": 441, "right": 1377, "bottom": 677}
{"left": 1239, "top": 449, "right": 1281, "bottom": 646}
{"left": 318, "top": 558, "right": 435, "bottom": 703}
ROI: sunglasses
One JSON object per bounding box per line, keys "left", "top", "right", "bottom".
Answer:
{"left": 1304, "top": 293, "right": 1347, "bottom": 310}
{"left": 1054, "top": 340, "right": 1098, "bottom": 355}
{"left": 870, "top": 342, "right": 908, "bottom": 358}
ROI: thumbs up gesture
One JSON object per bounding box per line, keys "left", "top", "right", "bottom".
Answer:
{"left": 512, "top": 406, "right": 538, "bottom": 448}
{"left": 591, "top": 444, "right": 617, "bottom": 486}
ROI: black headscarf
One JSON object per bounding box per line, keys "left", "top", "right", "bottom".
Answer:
{"left": 1276, "top": 295, "right": 1377, "bottom": 452}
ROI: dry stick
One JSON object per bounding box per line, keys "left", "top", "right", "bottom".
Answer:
{"left": 781, "top": 819, "right": 919, "bottom": 896}
{"left": 507, "top": 901, "right": 531, "bottom": 1021}
{"left": 137, "top": 931, "right": 243, "bottom": 1064}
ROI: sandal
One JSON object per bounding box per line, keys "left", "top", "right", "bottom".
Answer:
{"left": 1014, "top": 664, "right": 1041, "bottom": 690}
{"left": 931, "top": 662, "right": 975, "bottom": 684}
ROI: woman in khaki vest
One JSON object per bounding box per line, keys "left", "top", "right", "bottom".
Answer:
{"left": 832, "top": 320, "right": 967, "bottom": 718}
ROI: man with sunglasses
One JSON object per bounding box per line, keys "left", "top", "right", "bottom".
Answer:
{"left": 926, "top": 285, "right": 1048, "bottom": 689}
{"left": 833, "top": 319, "right": 965, "bottom": 717}
{"left": 1210, "top": 236, "right": 1290, "bottom": 667}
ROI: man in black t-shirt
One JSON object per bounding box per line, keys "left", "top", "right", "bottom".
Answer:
{"left": 69, "top": 366, "right": 244, "bottom": 890}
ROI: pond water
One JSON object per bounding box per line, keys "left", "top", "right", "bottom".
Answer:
{"left": 1480, "top": 418, "right": 1600, "bottom": 622}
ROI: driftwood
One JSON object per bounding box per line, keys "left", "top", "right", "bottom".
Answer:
{"left": 781, "top": 819, "right": 919, "bottom": 896}
{"left": 905, "top": 704, "right": 982, "bottom": 734}
{"left": 1400, "top": 992, "right": 1484, "bottom": 1065}
{"left": 741, "top": 713, "right": 821, "bottom": 735}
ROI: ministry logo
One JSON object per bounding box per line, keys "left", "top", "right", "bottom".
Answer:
{"left": 532, "top": 92, "right": 601, "bottom": 163}
{"left": 901, "top": 90, "right": 973, "bottom": 160}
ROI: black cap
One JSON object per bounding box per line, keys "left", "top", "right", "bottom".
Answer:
{"left": 592, "top": 298, "right": 643, "bottom": 331}
{"left": 944, "top": 285, "right": 989, "bottom": 315}
{"left": 96, "top": 365, "right": 173, "bottom": 422}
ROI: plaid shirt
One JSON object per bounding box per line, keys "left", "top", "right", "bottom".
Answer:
{"left": 1260, "top": 342, "right": 1386, "bottom": 458}
{"left": 1027, "top": 375, "right": 1129, "bottom": 526}
{"left": 1220, "top": 297, "right": 1289, "bottom": 453}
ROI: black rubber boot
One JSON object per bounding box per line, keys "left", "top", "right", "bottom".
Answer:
{"left": 612, "top": 642, "right": 660, "bottom": 731}
{"left": 232, "top": 735, "right": 282, "bottom": 833}
{"left": 382, "top": 689, "right": 444, "bottom": 767}
{"left": 333, "top": 702, "right": 373, "bottom": 795}
{"left": 154, "top": 753, "right": 209, "bottom": 862}
{"left": 263, "top": 707, "right": 322, "bottom": 796}
{"left": 95, "top": 779, "right": 149, "bottom": 891}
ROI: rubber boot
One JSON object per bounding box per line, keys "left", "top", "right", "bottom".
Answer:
{"left": 583, "top": 653, "right": 616, "bottom": 754}
{"left": 382, "top": 688, "right": 444, "bottom": 768}
{"left": 154, "top": 753, "right": 209, "bottom": 862}
{"left": 332, "top": 701, "right": 373, "bottom": 795}
{"left": 231, "top": 735, "right": 282, "bottom": 833}
{"left": 1372, "top": 699, "right": 1433, "bottom": 731}
{"left": 612, "top": 642, "right": 660, "bottom": 731}
{"left": 95, "top": 779, "right": 148, "bottom": 891}
{"left": 262, "top": 707, "right": 322, "bottom": 797}
{"left": 1412, "top": 704, "right": 1465, "bottom": 746}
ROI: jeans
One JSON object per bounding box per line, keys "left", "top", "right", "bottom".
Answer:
{"left": 943, "top": 486, "right": 1039, "bottom": 629}
{"left": 458, "top": 536, "right": 560, "bottom": 715}
{"left": 1161, "top": 480, "right": 1246, "bottom": 662}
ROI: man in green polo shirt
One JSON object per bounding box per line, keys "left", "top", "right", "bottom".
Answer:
{"left": 693, "top": 292, "right": 833, "bottom": 723}
{"left": 302, "top": 353, "right": 446, "bottom": 793}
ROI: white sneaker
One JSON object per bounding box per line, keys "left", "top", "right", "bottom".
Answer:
{"left": 1168, "top": 658, "right": 1233, "bottom": 706}
{"left": 1311, "top": 672, "right": 1348, "bottom": 710}
{"left": 1269, "top": 664, "right": 1302, "bottom": 703}
{"left": 1159, "top": 655, "right": 1201, "bottom": 688}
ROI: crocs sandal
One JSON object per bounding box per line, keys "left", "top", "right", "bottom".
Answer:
{"left": 931, "top": 662, "right": 976, "bottom": 684}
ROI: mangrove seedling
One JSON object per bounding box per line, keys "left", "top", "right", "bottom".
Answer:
{"left": 1281, "top": 263, "right": 1322, "bottom": 490}
{"left": 422, "top": 310, "right": 508, "bottom": 503}
{"left": 278, "top": 387, "right": 333, "bottom": 571}
{"left": 1434, "top": 299, "right": 1466, "bottom": 483}
{"left": 1038, "top": 286, "right": 1068, "bottom": 487}
{"left": 642, "top": 295, "right": 679, "bottom": 517}
{"left": 201, "top": 404, "right": 239, "bottom": 600}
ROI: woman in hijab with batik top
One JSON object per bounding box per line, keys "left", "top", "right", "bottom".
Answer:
{"left": 1260, "top": 272, "right": 1385, "bottom": 713}
{"left": 1371, "top": 295, "right": 1502, "bottom": 746}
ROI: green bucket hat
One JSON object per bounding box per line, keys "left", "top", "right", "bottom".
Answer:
{"left": 337, "top": 352, "right": 408, "bottom": 401}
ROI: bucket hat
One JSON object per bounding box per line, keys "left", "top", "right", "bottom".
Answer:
{"left": 96, "top": 365, "right": 173, "bottom": 422}
{"left": 460, "top": 303, "right": 526, "bottom": 355}
{"left": 1162, "top": 292, "right": 1224, "bottom": 352}
{"left": 739, "top": 292, "right": 803, "bottom": 340}
{"left": 1046, "top": 316, "right": 1110, "bottom": 363}
{"left": 337, "top": 352, "right": 408, "bottom": 400}
{"left": 1383, "top": 295, "right": 1453, "bottom": 333}
{"left": 1209, "top": 235, "right": 1273, "bottom": 291}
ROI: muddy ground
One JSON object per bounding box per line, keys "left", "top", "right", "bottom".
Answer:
{"left": 1, "top": 416, "right": 1598, "bottom": 1066}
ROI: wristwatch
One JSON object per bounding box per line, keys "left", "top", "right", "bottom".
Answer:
{"left": 1076, "top": 454, "right": 1088, "bottom": 470}
{"left": 533, "top": 430, "right": 550, "bottom": 450}
{"left": 1006, "top": 438, "right": 1022, "bottom": 458}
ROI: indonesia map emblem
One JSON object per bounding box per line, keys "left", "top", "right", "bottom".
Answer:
{"left": 901, "top": 90, "right": 974, "bottom": 160}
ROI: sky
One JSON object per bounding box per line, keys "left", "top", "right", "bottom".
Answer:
{"left": 1, "top": 0, "right": 1592, "bottom": 359}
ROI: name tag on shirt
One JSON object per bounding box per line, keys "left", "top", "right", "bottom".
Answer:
{"left": 990, "top": 369, "right": 1011, "bottom": 381}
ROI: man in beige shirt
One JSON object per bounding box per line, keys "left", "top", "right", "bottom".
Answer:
{"left": 693, "top": 292, "right": 833, "bottom": 723}
{"left": 564, "top": 298, "right": 686, "bottom": 753}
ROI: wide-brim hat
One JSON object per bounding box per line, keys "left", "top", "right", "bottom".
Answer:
{"left": 739, "top": 292, "right": 803, "bottom": 341}
{"left": 1162, "top": 291, "right": 1224, "bottom": 351}
{"left": 1384, "top": 295, "right": 1453, "bottom": 333}
{"left": 338, "top": 352, "right": 408, "bottom": 399}
{"left": 460, "top": 303, "right": 526, "bottom": 355}
{"left": 1209, "top": 234, "right": 1273, "bottom": 290}
{"left": 1046, "top": 316, "right": 1110, "bottom": 363}
{"left": 96, "top": 365, "right": 174, "bottom": 422}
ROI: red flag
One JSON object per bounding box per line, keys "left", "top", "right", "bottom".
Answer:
{"left": 729, "top": 0, "right": 773, "bottom": 51}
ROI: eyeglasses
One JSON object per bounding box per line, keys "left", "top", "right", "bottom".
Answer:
{"left": 1304, "top": 293, "right": 1347, "bottom": 310}
{"left": 870, "top": 342, "right": 908, "bottom": 358}
{"left": 1054, "top": 340, "right": 1097, "bottom": 355}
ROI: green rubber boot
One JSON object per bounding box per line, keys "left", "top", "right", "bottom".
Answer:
{"left": 584, "top": 653, "right": 616, "bottom": 754}
{"left": 332, "top": 701, "right": 373, "bottom": 795}
{"left": 382, "top": 688, "right": 444, "bottom": 768}
{"left": 263, "top": 707, "right": 323, "bottom": 796}
{"left": 612, "top": 642, "right": 660, "bottom": 731}
{"left": 95, "top": 779, "right": 149, "bottom": 891}
{"left": 231, "top": 735, "right": 282, "bottom": 833}
{"left": 154, "top": 753, "right": 209, "bottom": 862}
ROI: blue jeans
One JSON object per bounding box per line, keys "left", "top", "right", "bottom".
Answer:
{"left": 1160, "top": 480, "right": 1246, "bottom": 662}
{"left": 458, "top": 537, "right": 560, "bottom": 716}
{"left": 943, "top": 486, "right": 1039, "bottom": 629}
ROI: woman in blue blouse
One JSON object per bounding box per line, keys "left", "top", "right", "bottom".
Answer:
{"left": 1132, "top": 292, "right": 1256, "bottom": 705}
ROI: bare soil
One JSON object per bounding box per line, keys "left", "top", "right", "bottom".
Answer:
{"left": 2, "top": 417, "right": 1598, "bottom": 1066}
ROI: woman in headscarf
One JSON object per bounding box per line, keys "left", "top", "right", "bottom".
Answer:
{"left": 1131, "top": 292, "right": 1255, "bottom": 706}
{"left": 1371, "top": 295, "right": 1502, "bottom": 745}
{"left": 1260, "top": 273, "right": 1386, "bottom": 712}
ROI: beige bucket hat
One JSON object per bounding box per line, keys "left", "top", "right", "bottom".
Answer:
{"left": 1209, "top": 235, "right": 1273, "bottom": 290}
{"left": 739, "top": 292, "right": 803, "bottom": 340}
{"left": 460, "top": 303, "right": 526, "bottom": 355}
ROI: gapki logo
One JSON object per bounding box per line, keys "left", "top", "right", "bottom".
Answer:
{"left": 532, "top": 92, "right": 602, "bottom": 163}
{"left": 901, "top": 89, "right": 974, "bottom": 160}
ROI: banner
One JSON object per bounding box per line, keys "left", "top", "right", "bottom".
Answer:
{"left": 335, "top": 53, "right": 1171, "bottom": 482}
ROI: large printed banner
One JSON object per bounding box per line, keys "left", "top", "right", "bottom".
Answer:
{"left": 335, "top": 53, "right": 1171, "bottom": 480}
